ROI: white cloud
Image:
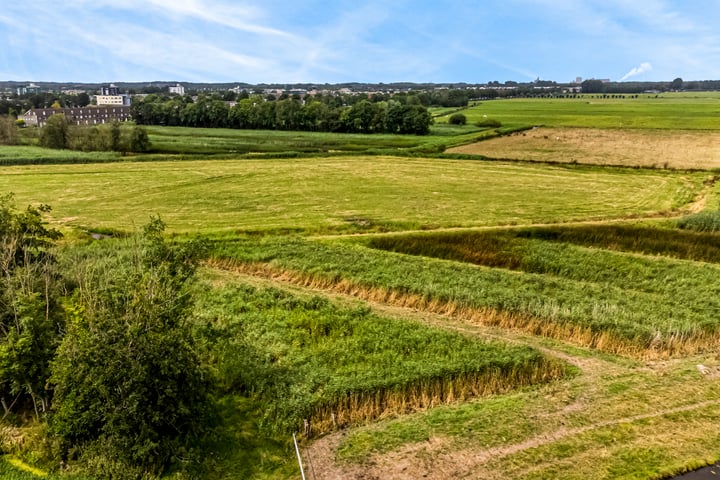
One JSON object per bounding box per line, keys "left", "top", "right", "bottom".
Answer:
{"left": 620, "top": 62, "right": 653, "bottom": 81}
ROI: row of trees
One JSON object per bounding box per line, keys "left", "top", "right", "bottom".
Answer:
{"left": 0, "top": 114, "right": 151, "bottom": 153}
{"left": 0, "top": 198, "right": 211, "bottom": 478}
{"left": 37, "top": 115, "right": 150, "bottom": 153}
{"left": 132, "top": 94, "right": 433, "bottom": 134}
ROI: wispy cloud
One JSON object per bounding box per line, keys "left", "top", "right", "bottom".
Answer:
{"left": 620, "top": 62, "right": 653, "bottom": 81}
{"left": 2, "top": 0, "right": 720, "bottom": 83}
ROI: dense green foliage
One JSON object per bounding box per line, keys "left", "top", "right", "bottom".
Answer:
{"left": 195, "top": 281, "right": 567, "bottom": 435}
{"left": 0, "top": 116, "right": 19, "bottom": 146}
{"left": 132, "top": 94, "right": 433, "bottom": 134}
{"left": 448, "top": 113, "right": 467, "bottom": 125}
{"left": 0, "top": 195, "right": 63, "bottom": 421}
{"left": 39, "top": 118, "right": 150, "bottom": 153}
{"left": 50, "top": 219, "right": 212, "bottom": 478}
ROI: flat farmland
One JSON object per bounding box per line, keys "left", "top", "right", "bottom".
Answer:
{"left": 458, "top": 95, "right": 720, "bottom": 130}
{"left": 448, "top": 127, "right": 720, "bottom": 169}
{"left": 0, "top": 157, "right": 702, "bottom": 234}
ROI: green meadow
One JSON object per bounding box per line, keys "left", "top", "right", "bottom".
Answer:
{"left": 455, "top": 93, "right": 720, "bottom": 130}
{"left": 0, "top": 157, "right": 703, "bottom": 234}
{"left": 3, "top": 93, "right": 720, "bottom": 479}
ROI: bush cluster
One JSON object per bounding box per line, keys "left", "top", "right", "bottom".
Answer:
{"left": 38, "top": 115, "right": 150, "bottom": 153}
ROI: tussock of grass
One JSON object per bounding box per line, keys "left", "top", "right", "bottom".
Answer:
{"left": 195, "top": 281, "right": 569, "bottom": 437}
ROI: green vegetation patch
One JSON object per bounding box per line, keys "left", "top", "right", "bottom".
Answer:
{"left": 677, "top": 210, "right": 720, "bottom": 232}
{"left": 146, "top": 126, "right": 424, "bottom": 156}
{"left": 212, "top": 234, "right": 720, "bottom": 356}
{"left": 195, "top": 280, "right": 569, "bottom": 436}
{"left": 0, "top": 146, "right": 121, "bottom": 165}
{"left": 463, "top": 96, "right": 720, "bottom": 130}
{"left": 368, "top": 224, "right": 720, "bottom": 265}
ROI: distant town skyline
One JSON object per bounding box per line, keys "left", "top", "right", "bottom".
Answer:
{"left": 1, "top": 0, "right": 719, "bottom": 84}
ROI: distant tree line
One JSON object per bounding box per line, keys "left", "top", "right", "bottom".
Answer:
{"left": 0, "top": 92, "right": 91, "bottom": 117}
{"left": 131, "top": 93, "right": 434, "bottom": 134}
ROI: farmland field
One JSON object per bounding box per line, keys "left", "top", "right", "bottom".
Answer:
{"left": 0, "top": 157, "right": 703, "bottom": 234}
{"left": 448, "top": 127, "right": 720, "bottom": 169}
{"left": 3, "top": 95, "right": 720, "bottom": 480}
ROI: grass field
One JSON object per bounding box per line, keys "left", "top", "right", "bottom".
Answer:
{"left": 0, "top": 157, "right": 704, "bottom": 235}
{"left": 448, "top": 127, "right": 720, "bottom": 169}
{"left": 145, "top": 126, "right": 428, "bottom": 156}
{"left": 4, "top": 94, "right": 720, "bottom": 479}
{"left": 450, "top": 95, "right": 720, "bottom": 130}
{"left": 194, "top": 274, "right": 569, "bottom": 436}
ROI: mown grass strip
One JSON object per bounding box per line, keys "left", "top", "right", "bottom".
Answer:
{"left": 0, "top": 157, "right": 703, "bottom": 234}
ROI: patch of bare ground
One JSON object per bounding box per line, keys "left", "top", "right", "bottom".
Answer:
{"left": 447, "top": 128, "right": 720, "bottom": 170}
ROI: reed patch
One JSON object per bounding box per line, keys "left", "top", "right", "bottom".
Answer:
{"left": 194, "top": 281, "right": 570, "bottom": 438}
{"left": 210, "top": 234, "right": 720, "bottom": 358}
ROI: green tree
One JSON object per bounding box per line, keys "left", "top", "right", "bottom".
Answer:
{"left": 671, "top": 77, "right": 683, "bottom": 90}
{"left": 127, "top": 125, "right": 150, "bottom": 153}
{"left": 38, "top": 114, "right": 72, "bottom": 149}
{"left": 0, "top": 115, "right": 19, "bottom": 145}
{"left": 0, "top": 194, "right": 63, "bottom": 420}
{"left": 448, "top": 113, "right": 467, "bottom": 125}
{"left": 50, "top": 218, "right": 211, "bottom": 477}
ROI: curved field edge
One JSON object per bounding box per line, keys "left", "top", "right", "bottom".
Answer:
{"left": 208, "top": 236, "right": 720, "bottom": 358}
{"left": 193, "top": 277, "right": 571, "bottom": 438}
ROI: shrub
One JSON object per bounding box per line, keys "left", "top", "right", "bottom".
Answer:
{"left": 476, "top": 118, "right": 502, "bottom": 128}
{"left": 448, "top": 113, "right": 467, "bottom": 125}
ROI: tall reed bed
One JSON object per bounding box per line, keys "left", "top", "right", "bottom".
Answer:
{"left": 210, "top": 235, "right": 720, "bottom": 357}
{"left": 369, "top": 224, "right": 720, "bottom": 264}
{"left": 678, "top": 210, "right": 720, "bottom": 233}
{"left": 194, "top": 282, "right": 568, "bottom": 437}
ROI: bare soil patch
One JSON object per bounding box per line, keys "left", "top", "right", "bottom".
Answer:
{"left": 448, "top": 128, "right": 720, "bottom": 169}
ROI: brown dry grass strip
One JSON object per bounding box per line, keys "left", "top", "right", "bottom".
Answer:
{"left": 206, "top": 258, "right": 720, "bottom": 360}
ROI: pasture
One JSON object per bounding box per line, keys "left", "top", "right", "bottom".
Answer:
{"left": 3, "top": 93, "right": 720, "bottom": 479}
{"left": 0, "top": 157, "right": 702, "bottom": 235}
{"left": 454, "top": 94, "right": 720, "bottom": 130}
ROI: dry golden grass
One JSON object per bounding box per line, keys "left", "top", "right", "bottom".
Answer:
{"left": 448, "top": 128, "right": 720, "bottom": 169}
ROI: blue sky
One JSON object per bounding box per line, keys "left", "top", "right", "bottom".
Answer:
{"left": 1, "top": 0, "right": 719, "bottom": 84}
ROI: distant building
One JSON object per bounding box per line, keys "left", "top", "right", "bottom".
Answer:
{"left": 96, "top": 94, "right": 131, "bottom": 106}
{"left": 22, "top": 106, "right": 131, "bottom": 127}
{"left": 61, "top": 89, "right": 88, "bottom": 95}
{"left": 17, "top": 83, "right": 41, "bottom": 95}
{"left": 169, "top": 83, "right": 185, "bottom": 95}
{"left": 100, "top": 84, "right": 120, "bottom": 96}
